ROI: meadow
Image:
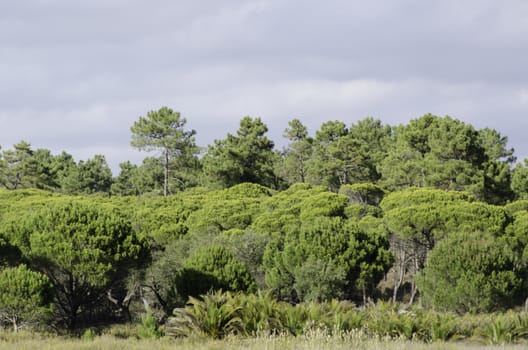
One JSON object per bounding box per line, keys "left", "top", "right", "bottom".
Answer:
{"left": 1, "top": 331, "right": 527, "bottom": 350}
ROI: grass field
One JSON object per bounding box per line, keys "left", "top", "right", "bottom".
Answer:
{"left": 1, "top": 331, "right": 527, "bottom": 350}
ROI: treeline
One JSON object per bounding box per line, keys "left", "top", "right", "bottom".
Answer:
{"left": 2, "top": 183, "right": 528, "bottom": 333}
{"left": 2, "top": 108, "right": 528, "bottom": 202}
{"left": 3, "top": 109, "right": 528, "bottom": 335}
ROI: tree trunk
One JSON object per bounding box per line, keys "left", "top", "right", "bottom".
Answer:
{"left": 164, "top": 150, "right": 169, "bottom": 196}
{"left": 68, "top": 305, "right": 78, "bottom": 331}
{"left": 12, "top": 315, "right": 18, "bottom": 333}
{"left": 362, "top": 286, "right": 367, "bottom": 305}
{"left": 393, "top": 249, "right": 405, "bottom": 304}
{"left": 408, "top": 255, "right": 420, "bottom": 305}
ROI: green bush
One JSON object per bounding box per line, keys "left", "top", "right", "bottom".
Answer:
{"left": 417, "top": 231, "right": 522, "bottom": 313}
{"left": 0, "top": 264, "right": 53, "bottom": 332}
{"left": 175, "top": 245, "right": 255, "bottom": 300}
{"left": 137, "top": 311, "right": 163, "bottom": 339}
{"left": 81, "top": 328, "right": 96, "bottom": 341}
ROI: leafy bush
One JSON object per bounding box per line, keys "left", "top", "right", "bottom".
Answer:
{"left": 137, "top": 311, "right": 163, "bottom": 339}
{"left": 175, "top": 246, "right": 255, "bottom": 300}
{"left": 417, "top": 231, "right": 522, "bottom": 313}
{"left": 81, "top": 328, "right": 96, "bottom": 341}
{"left": 0, "top": 264, "right": 53, "bottom": 332}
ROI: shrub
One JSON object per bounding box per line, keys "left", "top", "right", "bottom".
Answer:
{"left": 137, "top": 311, "right": 163, "bottom": 339}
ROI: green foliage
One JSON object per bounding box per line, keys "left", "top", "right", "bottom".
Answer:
{"left": 0, "top": 265, "right": 53, "bottom": 332}
{"left": 81, "top": 328, "right": 97, "bottom": 341}
{"left": 293, "top": 258, "right": 347, "bottom": 302}
{"left": 230, "top": 291, "right": 284, "bottom": 335}
{"left": 132, "top": 157, "right": 165, "bottom": 195}
{"left": 264, "top": 215, "right": 392, "bottom": 303}
{"left": 131, "top": 106, "right": 198, "bottom": 196}
{"left": 306, "top": 121, "right": 370, "bottom": 191}
{"left": 512, "top": 159, "right": 528, "bottom": 200}
{"left": 137, "top": 311, "right": 163, "bottom": 339}
{"left": 61, "top": 154, "right": 113, "bottom": 194}
{"left": 276, "top": 118, "right": 313, "bottom": 185}
{"left": 132, "top": 196, "right": 193, "bottom": 246}
{"left": 347, "top": 117, "right": 392, "bottom": 183}
{"left": 186, "top": 197, "right": 261, "bottom": 235}
{"left": 220, "top": 182, "right": 274, "bottom": 199}
{"left": 175, "top": 245, "right": 255, "bottom": 300}
{"left": 381, "top": 188, "right": 487, "bottom": 304}
{"left": 504, "top": 200, "right": 528, "bottom": 216}
{"left": 364, "top": 301, "right": 423, "bottom": 340}
{"left": 0, "top": 141, "right": 38, "bottom": 190}
{"left": 2, "top": 199, "right": 143, "bottom": 330}
{"left": 111, "top": 161, "right": 140, "bottom": 196}
{"left": 380, "top": 187, "right": 473, "bottom": 212}
{"left": 299, "top": 192, "right": 349, "bottom": 220}
{"left": 166, "top": 291, "right": 244, "bottom": 339}
{"left": 416, "top": 231, "right": 522, "bottom": 313}
{"left": 0, "top": 143, "right": 77, "bottom": 193}
{"left": 339, "top": 183, "right": 386, "bottom": 206}
{"left": 250, "top": 183, "right": 325, "bottom": 236}
{"left": 344, "top": 204, "right": 382, "bottom": 220}
{"left": 482, "top": 315, "right": 515, "bottom": 344}
{"left": 164, "top": 292, "right": 528, "bottom": 343}
{"left": 443, "top": 201, "right": 509, "bottom": 236}
{"left": 378, "top": 115, "right": 513, "bottom": 203}
{"left": 215, "top": 230, "right": 270, "bottom": 289}
{"left": 426, "top": 312, "right": 459, "bottom": 342}
{"left": 202, "top": 117, "right": 276, "bottom": 188}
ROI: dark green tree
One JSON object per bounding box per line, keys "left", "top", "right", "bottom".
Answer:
{"left": 263, "top": 213, "right": 392, "bottom": 303}
{"left": 478, "top": 128, "right": 515, "bottom": 204}
{"left": 380, "top": 115, "right": 485, "bottom": 193}
{"left": 416, "top": 231, "right": 521, "bottom": 313}
{"left": 348, "top": 117, "right": 392, "bottom": 182}
{"left": 276, "top": 118, "right": 313, "bottom": 185}
{"left": 62, "top": 155, "right": 113, "bottom": 194}
{"left": 134, "top": 157, "right": 165, "bottom": 195}
{"left": 3, "top": 200, "right": 143, "bottom": 330}
{"left": 381, "top": 188, "right": 474, "bottom": 303}
{"left": 131, "top": 107, "right": 198, "bottom": 196}
{"left": 175, "top": 245, "right": 255, "bottom": 300}
{"left": 306, "top": 121, "right": 370, "bottom": 191}
{"left": 0, "top": 265, "right": 53, "bottom": 332}
{"left": 512, "top": 159, "right": 528, "bottom": 200}
{"left": 379, "top": 115, "right": 515, "bottom": 203}
{"left": 52, "top": 151, "right": 76, "bottom": 188}
{"left": 111, "top": 161, "right": 140, "bottom": 196}
{"left": 202, "top": 117, "right": 276, "bottom": 188}
{"left": 0, "top": 141, "right": 38, "bottom": 190}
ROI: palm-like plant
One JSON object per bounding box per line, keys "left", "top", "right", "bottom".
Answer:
{"left": 166, "top": 290, "right": 243, "bottom": 339}
{"left": 234, "top": 291, "right": 284, "bottom": 335}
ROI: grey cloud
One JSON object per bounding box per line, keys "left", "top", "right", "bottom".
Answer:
{"left": 1, "top": 0, "right": 528, "bottom": 173}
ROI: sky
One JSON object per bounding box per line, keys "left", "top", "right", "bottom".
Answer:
{"left": 2, "top": 0, "right": 528, "bottom": 174}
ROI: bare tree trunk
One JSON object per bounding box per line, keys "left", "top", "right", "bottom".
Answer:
{"left": 408, "top": 255, "right": 420, "bottom": 305}
{"left": 393, "top": 249, "right": 405, "bottom": 304}
{"left": 164, "top": 150, "right": 169, "bottom": 197}
{"left": 12, "top": 315, "right": 19, "bottom": 333}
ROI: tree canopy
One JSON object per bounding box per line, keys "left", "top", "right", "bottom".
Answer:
{"left": 131, "top": 107, "right": 198, "bottom": 196}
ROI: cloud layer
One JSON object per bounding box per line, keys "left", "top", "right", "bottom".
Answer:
{"left": 2, "top": 0, "right": 528, "bottom": 172}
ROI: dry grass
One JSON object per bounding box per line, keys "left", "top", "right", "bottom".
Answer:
{"left": 0, "top": 330, "right": 526, "bottom": 350}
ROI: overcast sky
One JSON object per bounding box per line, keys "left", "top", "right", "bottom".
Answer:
{"left": 2, "top": 0, "right": 528, "bottom": 173}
